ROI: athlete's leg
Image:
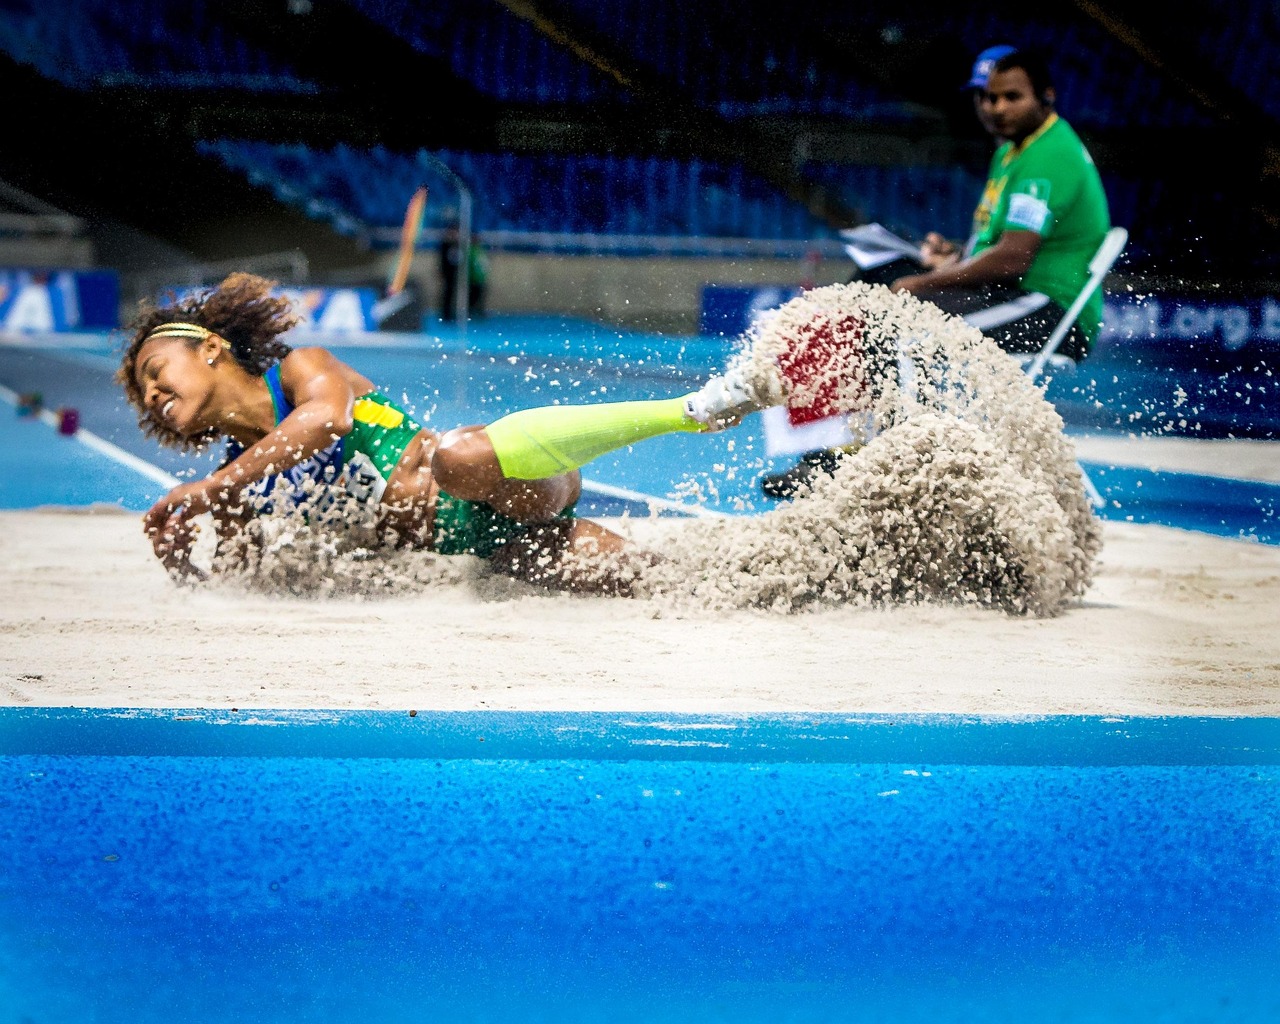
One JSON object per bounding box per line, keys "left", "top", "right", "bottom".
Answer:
{"left": 432, "top": 377, "right": 768, "bottom": 521}
{"left": 489, "top": 517, "right": 651, "bottom": 596}
{"left": 431, "top": 422, "right": 583, "bottom": 523}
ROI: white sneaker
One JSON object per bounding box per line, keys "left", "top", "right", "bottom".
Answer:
{"left": 683, "top": 365, "right": 771, "bottom": 430}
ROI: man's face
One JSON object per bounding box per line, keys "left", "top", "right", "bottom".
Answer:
{"left": 972, "top": 90, "right": 1001, "bottom": 141}
{"left": 981, "top": 67, "right": 1052, "bottom": 144}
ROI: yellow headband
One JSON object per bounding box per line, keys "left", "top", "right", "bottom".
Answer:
{"left": 145, "top": 322, "right": 231, "bottom": 348}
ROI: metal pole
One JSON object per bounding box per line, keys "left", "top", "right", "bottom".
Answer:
{"left": 456, "top": 187, "right": 471, "bottom": 336}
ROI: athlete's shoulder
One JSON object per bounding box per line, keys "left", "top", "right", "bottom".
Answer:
{"left": 276, "top": 346, "right": 352, "bottom": 381}
{"left": 278, "top": 345, "right": 338, "bottom": 368}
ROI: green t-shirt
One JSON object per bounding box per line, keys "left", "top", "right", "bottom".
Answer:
{"left": 970, "top": 114, "right": 1111, "bottom": 343}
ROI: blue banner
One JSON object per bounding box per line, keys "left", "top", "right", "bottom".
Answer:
{"left": 1098, "top": 294, "right": 1280, "bottom": 356}
{"left": 275, "top": 286, "right": 380, "bottom": 333}
{"left": 699, "top": 284, "right": 802, "bottom": 337}
{"left": 0, "top": 269, "right": 119, "bottom": 331}
{"left": 702, "top": 284, "right": 1280, "bottom": 355}
{"left": 161, "top": 285, "right": 382, "bottom": 334}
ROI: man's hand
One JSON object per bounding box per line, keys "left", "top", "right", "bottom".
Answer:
{"left": 919, "top": 232, "right": 959, "bottom": 270}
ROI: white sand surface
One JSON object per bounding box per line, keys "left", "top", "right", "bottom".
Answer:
{"left": 4, "top": 285, "right": 1275, "bottom": 716}
{"left": 2, "top": 506, "right": 1277, "bottom": 715}
{"left": 1071, "top": 434, "right": 1280, "bottom": 482}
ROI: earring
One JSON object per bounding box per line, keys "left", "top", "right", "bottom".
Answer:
{"left": 207, "top": 358, "right": 215, "bottom": 365}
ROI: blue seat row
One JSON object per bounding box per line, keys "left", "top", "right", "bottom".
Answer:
{"left": 345, "top": 0, "right": 630, "bottom": 107}
{"left": 803, "top": 7, "right": 1214, "bottom": 130}
{"left": 801, "top": 163, "right": 986, "bottom": 244}
{"left": 0, "top": 0, "right": 313, "bottom": 92}
{"left": 1172, "top": 0, "right": 1280, "bottom": 123}
{"left": 1, "top": 0, "right": 1262, "bottom": 131}
{"left": 199, "top": 140, "right": 835, "bottom": 242}
{"left": 206, "top": 138, "right": 1249, "bottom": 273}
{"left": 533, "top": 0, "right": 916, "bottom": 121}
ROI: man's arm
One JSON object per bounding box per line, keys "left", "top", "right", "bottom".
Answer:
{"left": 892, "top": 229, "right": 1041, "bottom": 294}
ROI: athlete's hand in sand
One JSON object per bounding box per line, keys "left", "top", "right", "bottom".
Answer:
{"left": 144, "top": 480, "right": 219, "bottom": 580}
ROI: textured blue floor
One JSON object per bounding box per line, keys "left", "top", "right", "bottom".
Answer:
{"left": 2, "top": 712, "right": 1278, "bottom": 1023}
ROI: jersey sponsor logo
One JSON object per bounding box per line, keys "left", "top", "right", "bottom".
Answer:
{"left": 1006, "top": 192, "right": 1051, "bottom": 233}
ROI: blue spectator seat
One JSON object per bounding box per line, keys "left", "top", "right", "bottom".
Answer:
{"left": 197, "top": 140, "right": 837, "bottom": 250}
{"left": 347, "top": 0, "right": 631, "bottom": 107}
{"left": 542, "top": 0, "right": 916, "bottom": 121}
{"left": 0, "top": 0, "right": 315, "bottom": 92}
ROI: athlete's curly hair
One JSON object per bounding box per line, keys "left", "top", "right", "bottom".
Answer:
{"left": 117, "top": 272, "right": 297, "bottom": 450}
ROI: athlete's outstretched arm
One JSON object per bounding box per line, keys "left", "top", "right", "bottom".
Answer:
{"left": 144, "top": 348, "right": 362, "bottom": 563}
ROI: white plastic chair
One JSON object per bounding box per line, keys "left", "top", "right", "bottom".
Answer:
{"left": 1019, "top": 226, "right": 1127, "bottom": 508}
{"left": 1024, "top": 226, "right": 1128, "bottom": 382}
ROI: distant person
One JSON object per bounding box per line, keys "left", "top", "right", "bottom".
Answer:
{"left": 891, "top": 46, "right": 1112, "bottom": 360}
{"left": 438, "top": 222, "right": 462, "bottom": 321}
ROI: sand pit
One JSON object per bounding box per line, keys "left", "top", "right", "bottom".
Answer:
{"left": 3, "top": 284, "right": 1275, "bottom": 715}
{"left": 1, "top": 505, "right": 1278, "bottom": 715}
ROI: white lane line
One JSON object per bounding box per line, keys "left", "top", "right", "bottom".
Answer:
{"left": 579, "top": 476, "right": 728, "bottom": 518}
{"left": 1, "top": 384, "right": 728, "bottom": 516}
{"left": 0, "top": 384, "right": 179, "bottom": 489}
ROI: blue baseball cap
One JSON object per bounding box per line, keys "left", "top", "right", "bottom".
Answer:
{"left": 966, "top": 44, "right": 1016, "bottom": 89}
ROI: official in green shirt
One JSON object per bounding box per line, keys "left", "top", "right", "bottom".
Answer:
{"left": 892, "top": 47, "right": 1112, "bottom": 363}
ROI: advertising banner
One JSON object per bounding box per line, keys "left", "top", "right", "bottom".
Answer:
{"left": 157, "top": 285, "right": 383, "bottom": 334}
{"left": 274, "top": 286, "right": 381, "bottom": 334}
{"left": 0, "top": 269, "right": 119, "bottom": 332}
{"left": 702, "top": 283, "right": 1280, "bottom": 355}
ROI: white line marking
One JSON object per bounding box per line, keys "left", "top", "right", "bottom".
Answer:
{"left": 0, "top": 384, "right": 179, "bottom": 489}
{"left": 0, "top": 384, "right": 725, "bottom": 515}
{"left": 579, "top": 476, "right": 728, "bottom": 518}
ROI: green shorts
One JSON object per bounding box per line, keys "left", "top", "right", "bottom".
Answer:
{"left": 433, "top": 490, "right": 577, "bottom": 560}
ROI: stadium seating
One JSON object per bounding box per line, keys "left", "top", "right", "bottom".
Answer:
{"left": 198, "top": 140, "right": 837, "bottom": 249}
{"left": 197, "top": 136, "right": 1210, "bottom": 273}
{"left": 1168, "top": 0, "right": 1280, "bottom": 123}
{"left": 801, "top": 6, "right": 1214, "bottom": 130}
{"left": 800, "top": 163, "right": 984, "bottom": 244}
{"left": 347, "top": 0, "right": 631, "bottom": 107}
{"left": 542, "top": 0, "right": 915, "bottom": 120}
{"left": 1, "top": 1, "right": 1266, "bottom": 278}
{"left": 0, "top": 0, "right": 313, "bottom": 92}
